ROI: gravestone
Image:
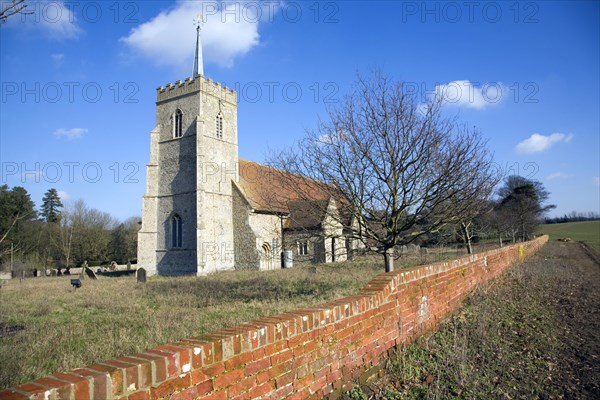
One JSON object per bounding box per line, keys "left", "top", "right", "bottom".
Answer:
{"left": 80, "top": 261, "right": 88, "bottom": 280}
{"left": 407, "top": 244, "right": 420, "bottom": 254}
{"left": 420, "top": 247, "right": 429, "bottom": 262}
{"left": 282, "top": 250, "right": 293, "bottom": 268}
{"left": 126, "top": 261, "right": 131, "bottom": 271}
{"left": 84, "top": 267, "right": 97, "bottom": 280}
{"left": 400, "top": 245, "right": 408, "bottom": 254}
{"left": 137, "top": 268, "right": 146, "bottom": 283}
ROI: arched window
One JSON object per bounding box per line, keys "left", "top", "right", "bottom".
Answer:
{"left": 216, "top": 114, "right": 223, "bottom": 139}
{"left": 262, "top": 242, "right": 271, "bottom": 257}
{"left": 171, "top": 214, "right": 182, "bottom": 248}
{"left": 173, "top": 109, "right": 183, "bottom": 138}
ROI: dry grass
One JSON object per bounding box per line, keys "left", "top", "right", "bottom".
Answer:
{"left": 0, "top": 246, "right": 481, "bottom": 389}
{"left": 1, "top": 259, "right": 387, "bottom": 388}
{"left": 348, "top": 241, "right": 600, "bottom": 399}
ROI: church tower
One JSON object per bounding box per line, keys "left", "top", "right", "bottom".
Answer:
{"left": 138, "top": 21, "right": 238, "bottom": 276}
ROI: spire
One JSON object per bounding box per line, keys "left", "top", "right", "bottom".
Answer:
{"left": 193, "top": 15, "right": 204, "bottom": 78}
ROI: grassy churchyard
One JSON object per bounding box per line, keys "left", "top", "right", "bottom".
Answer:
{"left": 0, "top": 244, "right": 483, "bottom": 388}
{"left": 0, "top": 244, "right": 521, "bottom": 389}
{"left": 1, "top": 256, "right": 394, "bottom": 388}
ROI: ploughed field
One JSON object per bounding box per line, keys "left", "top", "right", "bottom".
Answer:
{"left": 350, "top": 240, "right": 600, "bottom": 399}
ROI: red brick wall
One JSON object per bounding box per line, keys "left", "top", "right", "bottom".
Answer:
{"left": 1, "top": 236, "right": 548, "bottom": 400}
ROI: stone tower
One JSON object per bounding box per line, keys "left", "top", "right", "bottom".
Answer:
{"left": 137, "top": 23, "right": 238, "bottom": 276}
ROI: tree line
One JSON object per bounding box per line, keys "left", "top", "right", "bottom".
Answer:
{"left": 545, "top": 211, "right": 600, "bottom": 224}
{"left": 0, "top": 186, "right": 139, "bottom": 272}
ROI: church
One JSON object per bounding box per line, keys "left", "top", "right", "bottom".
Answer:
{"left": 137, "top": 24, "right": 355, "bottom": 276}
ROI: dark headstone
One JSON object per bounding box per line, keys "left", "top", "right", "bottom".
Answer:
{"left": 84, "top": 267, "right": 97, "bottom": 280}
{"left": 70, "top": 279, "right": 82, "bottom": 289}
{"left": 137, "top": 268, "right": 146, "bottom": 284}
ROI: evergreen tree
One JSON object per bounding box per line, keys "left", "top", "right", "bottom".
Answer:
{"left": 0, "top": 185, "right": 36, "bottom": 259}
{"left": 496, "top": 176, "right": 555, "bottom": 241}
{"left": 41, "top": 188, "right": 63, "bottom": 223}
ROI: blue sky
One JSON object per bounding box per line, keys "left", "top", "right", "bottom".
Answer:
{"left": 1, "top": 0, "right": 598, "bottom": 221}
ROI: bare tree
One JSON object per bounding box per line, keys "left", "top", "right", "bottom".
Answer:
{"left": 455, "top": 194, "right": 498, "bottom": 254}
{"left": 50, "top": 199, "right": 117, "bottom": 266}
{"left": 0, "top": 0, "right": 32, "bottom": 24}
{"left": 51, "top": 210, "right": 74, "bottom": 268}
{"left": 268, "top": 71, "right": 497, "bottom": 272}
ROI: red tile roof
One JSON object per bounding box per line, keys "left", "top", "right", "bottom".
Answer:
{"left": 237, "top": 159, "right": 332, "bottom": 214}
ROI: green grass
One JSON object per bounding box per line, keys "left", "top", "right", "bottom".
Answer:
{"left": 537, "top": 220, "right": 600, "bottom": 252}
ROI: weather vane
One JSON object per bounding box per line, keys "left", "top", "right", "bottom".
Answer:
{"left": 193, "top": 14, "right": 204, "bottom": 30}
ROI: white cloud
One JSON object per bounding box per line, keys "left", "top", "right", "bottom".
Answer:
{"left": 51, "top": 53, "right": 64, "bottom": 67}
{"left": 433, "top": 80, "right": 505, "bottom": 110}
{"left": 515, "top": 133, "right": 573, "bottom": 154}
{"left": 120, "top": 1, "right": 273, "bottom": 71}
{"left": 7, "top": 1, "right": 83, "bottom": 39}
{"left": 546, "top": 172, "right": 572, "bottom": 180}
{"left": 57, "top": 190, "right": 70, "bottom": 201}
{"left": 53, "top": 128, "right": 88, "bottom": 140}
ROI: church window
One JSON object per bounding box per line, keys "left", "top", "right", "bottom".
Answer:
{"left": 173, "top": 109, "right": 183, "bottom": 138}
{"left": 171, "top": 214, "right": 182, "bottom": 248}
{"left": 262, "top": 242, "right": 271, "bottom": 258}
{"left": 216, "top": 114, "right": 223, "bottom": 139}
{"left": 298, "top": 241, "right": 309, "bottom": 256}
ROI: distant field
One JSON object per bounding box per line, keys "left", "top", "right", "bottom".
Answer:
{"left": 537, "top": 220, "right": 600, "bottom": 252}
